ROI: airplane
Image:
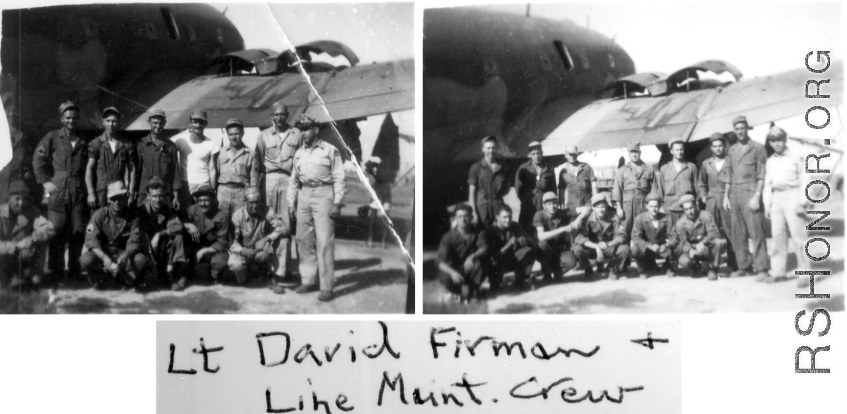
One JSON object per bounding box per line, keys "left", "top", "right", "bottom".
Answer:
{"left": 423, "top": 6, "right": 843, "bottom": 242}
{"left": 1, "top": 3, "right": 414, "bottom": 163}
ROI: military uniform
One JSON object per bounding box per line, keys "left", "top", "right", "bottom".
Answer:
{"left": 137, "top": 199, "right": 186, "bottom": 281}
{"left": 33, "top": 124, "right": 89, "bottom": 279}
{"left": 485, "top": 220, "right": 536, "bottom": 288}
{"left": 229, "top": 204, "right": 287, "bottom": 283}
{"left": 675, "top": 209, "right": 726, "bottom": 273}
{"left": 631, "top": 211, "right": 678, "bottom": 272}
{"left": 287, "top": 135, "right": 346, "bottom": 293}
{"left": 88, "top": 133, "right": 137, "bottom": 207}
{"left": 515, "top": 160, "right": 556, "bottom": 232}
{"left": 612, "top": 161, "right": 656, "bottom": 237}
{"left": 468, "top": 157, "right": 510, "bottom": 225}
{"left": 217, "top": 143, "right": 260, "bottom": 218}
{"left": 764, "top": 128, "right": 808, "bottom": 277}
{"left": 557, "top": 162, "right": 596, "bottom": 215}
{"left": 573, "top": 210, "right": 631, "bottom": 275}
{"left": 655, "top": 160, "right": 698, "bottom": 224}
{"left": 0, "top": 197, "right": 55, "bottom": 287}
{"left": 437, "top": 225, "right": 488, "bottom": 297}
{"left": 726, "top": 131, "right": 769, "bottom": 272}
{"left": 698, "top": 155, "right": 737, "bottom": 269}
{"left": 184, "top": 203, "right": 231, "bottom": 282}
{"left": 256, "top": 123, "right": 302, "bottom": 278}
{"left": 79, "top": 206, "right": 147, "bottom": 287}
{"left": 136, "top": 133, "right": 181, "bottom": 206}
{"left": 533, "top": 208, "right": 580, "bottom": 277}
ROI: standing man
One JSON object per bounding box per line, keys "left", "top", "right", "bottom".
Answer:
{"left": 86, "top": 107, "right": 138, "bottom": 209}
{"left": 557, "top": 145, "right": 597, "bottom": 216}
{"left": 33, "top": 101, "right": 90, "bottom": 282}
{"left": 287, "top": 115, "right": 346, "bottom": 302}
{"left": 485, "top": 205, "right": 536, "bottom": 290}
{"left": 255, "top": 101, "right": 302, "bottom": 279}
{"left": 137, "top": 178, "right": 187, "bottom": 290}
{"left": 468, "top": 136, "right": 510, "bottom": 225}
{"left": 515, "top": 141, "right": 556, "bottom": 232}
{"left": 675, "top": 194, "right": 726, "bottom": 280}
{"left": 79, "top": 181, "right": 148, "bottom": 290}
{"left": 230, "top": 187, "right": 288, "bottom": 285}
{"left": 174, "top": 110, "right": 219, "bottom": 209}
{"left": 437, "top": 204, "right": 488, "bottom": 301}
{"left": 612, "top": 141, "right": 656, "bottom": 238}
{"left": 0, "top": 181, "right": 55, "bottom": 289}
{"left": 136, "top": 109, "right": 181, "bottom": 209}
{"left": 763, "top": 126, "right": 808, "bottom": 282}
{"left": 655, "top": 137, "right": 698, "bottom": 224}
{"left": 573, "top": 194, "right": 631, "bottom": 280}
{"left": 725, "top": 116, "right": 769, "bottom": 279}
{"left": 216, "top": 118, "right": 260, "bottom": 218}
{"left": 698, "top": 132, "right": 737, "bottom": 271}
{"left": 183, "top": 185, "right": 231, "bottom": 284}
{"left": 534, "top": 192, "right": 590, "bottom": 279}
{"left": 630, "top": 194, "right": 678, "bottom": 278}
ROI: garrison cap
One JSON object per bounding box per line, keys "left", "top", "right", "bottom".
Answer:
{"left": 146, "top": 177, "right": 166, "bottom": 192}
{"left": 565, "top": 144, "right": 580, "bottom": 154}
{"left": 225, "top": 118, "right": 243, "bottom": 128}
{"left": 542, "top": 192, "right": 558, "bottom": 203}
{"left": 148, "top": 108, "right": 166, "bottom": 120}
{"left": 58, "top": 101, "right": 79, "bottom": 115}
{"left": 668, "top": 137, "right": 684, "bottom": 147}
{"left": 189, "top": 110, "right": 208, "bottom": 122}
{"left": 7, "top": 181, "right": 30, "bottom": 196}
{"left": 272, "top": 101, "right": 290, "bottom": 114}
{"left": 645, "top": 193, "right": 662, "bottom": 203}
{"left": 107, "top": 181, "right": 128, "bottom": 199}
{"left": 527, "top": 141, "right": 542, "bottom": 151}
{"left": 766, "top": 125, "right": 788, "bottom": 141}
{"left": 101, "top": 106, "right": 120, "bottom": 118}
{"left": 627, "top": 141, "right": 641, "bottom": 151}
{"left": 295, "top": 114, "right": 317, "bottom": 128}
{"left": 678, "top": 194, "right": 697, "bottom": 207}
{"left": 732, "top": 115, "right": 749, "bottom": 127}
{"left": 192, "top": 184, "right": 216, "bottom": 198}
{"left": 709, "top": 132, "right": 726, "bottom": 143}
{"left": 591, "top": 193, "right": 609, "bottom": 206}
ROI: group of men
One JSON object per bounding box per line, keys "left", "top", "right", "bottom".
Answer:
{"left": 438, "top": 115, "right": 811, "bottom": 300}
{"left": 0, "top": 100, "right": 347, "bottom": 302}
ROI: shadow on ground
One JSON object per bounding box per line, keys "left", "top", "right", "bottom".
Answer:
{"left": 493, "top": 289, "right": 648, "bottom": 314}
{"left": 333, "top": 268, "right": 405, "bottom": 298}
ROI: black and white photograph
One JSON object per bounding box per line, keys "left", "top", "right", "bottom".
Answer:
{"left": 0, "top": 1, "right": 415, "bottom": 314}
{"left": 422, "top": 3, "right": 843, "bottom": 314}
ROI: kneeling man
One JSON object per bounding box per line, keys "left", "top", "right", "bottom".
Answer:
{"left": 138, "top": 177, "right": 187, "bottom": 290}
{"left": 183, "top": 185, "right": 231, "bottom": 285}
{"left": 0, "top": 181, "right": 55, "bottom": 289}
{"left": 486, "top": 205, "right": 536, "bottom": 290}
{"left": 573, "top": 193, "right": 631, "bottom": 280}
{"left": 675, "top": 194, "right": 726, "bottom": 280}
{"left": 437, "top": 204, "right": 488, "bottom": 301}
{"left": 229, "top": 187, "right": 288, "bottom": 284}
{"left": 631, "top": 194, "right": 678, "bottom": 278}
{"left": 534, "top": 192, "right": 589, "bottom": 279}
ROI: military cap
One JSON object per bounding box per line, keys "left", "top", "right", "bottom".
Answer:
{"left": 678, "top": 194, "right": 697, "bottom": 207}
{"left": 7, "top": 181, "right": 30, "bottom": 196}
{"left": 191, "top": 184, "right": 216, "bottom": 198}
{"left": 148, "top": 108, "right": 166, "bottom": 120}
{"left": 101, "top": 106, "right": 120, "bottom": 118}
{"left": 146, "top": 177, "right": 166, "bottom": 192}
{"left": 295, "top": 114, "right": 317, "bottom": 128}
{"left": 668, "top": 137, "right": 684, "bottom": 147}
{"left": 272, "top": 101, "right": 290, "bottom": 114}
{"left": 481, "top": 135, "right": 497, "bottom": 144}
{"left": 225, "top": 118, "right": 243, "bottom": 128}
{"left": 627, "top": 141, "right": 641, "bottom": 151}
{"left": 645, "top": 193, "right": 662, "bottom": 204}
{"left": 709, "top": 132, "right": 726, "bottom": 143}
{"left": 189, "top": 110, "right": 208, "bottom": 122}
{"left": 732, "top": 115, "right": 749, "bottom": 127}
{"left": 542, "top": 192, "right": 558, "bottom": 203}
{"left": 766, "top": 126, "right": 788, "bottom": 141}
{"left": 527, "top": 141, "right": 542, "bottom": 151}
{"left": 565, "top": 144, "right": 580, "bottom": 154}
{"left": 58, "top": 101, "right": 79, "bottom": 115}
{"left": 591, "top": 193, "right": 609, "bottom": 206}
{"left": 107, "top": 181, "right": 128, "bottom": 199}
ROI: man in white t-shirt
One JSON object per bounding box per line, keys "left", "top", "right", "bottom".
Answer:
{"left": 174, "top": 110, "right": 219, "bottom": 210}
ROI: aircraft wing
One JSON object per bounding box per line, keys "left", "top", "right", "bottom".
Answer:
{"left": 124, "top": 58, "right": 414, "bottom": 130}
{"left": 541, "top": 60, "right": 843, "bottom": 154}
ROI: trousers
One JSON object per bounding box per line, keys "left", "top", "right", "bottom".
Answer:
{"left": 678, "top": 239, "right": 726, "bottom": 270}
{"left": 769, "top": 188, "right": 809, "bottom": 276}
{"left": 47, "top": 199, "right": 87, "bottom": 277}
{"left": 537, "top": 240, "right": 579, "bottom": 276}
{"left": 729, "top": 186, "right": 769, "bottom": 271}
{"left": 216, "top": 185, "right": 246, "bottom": 219}
{"left": 296, "top": 185, "right": 335, "bottom": 292}
{"left": 704, "top": 194, "right": 738, "bottom": 270}
{"left": 573, "top": 244, "right": 631, "bottom": 273}
{"left": 489, "top": 245, "right": 536, "bottom": 286}
{"left": 265, "top": 172, "right": 292, "bottom": 277}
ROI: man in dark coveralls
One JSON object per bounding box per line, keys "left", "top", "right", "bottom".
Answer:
{"left": 137, "top": 177, "right": 187, "bottom": 290}
{"left": 534, "top": 192, "right": 590, "bottom": 279}
{"left": 183, "top": 184, "right": 231, "bottom": 284}
{"left": 698, "top": 132, "right": 737, "bottom": 271}
{"left": 573, "top": 193, "right": 631, "bottom": 280}
{"left": 675, "top": 194, "right": 726, "bottom": 281}
{"left": 630, "top": 193, "right": 678, "bottom": 278}
{"left": 85, "top": 107, "right": 137, "bottom": 209}
{"left": 468, "top": 136, "right": 509, "bottom": 225}
{"left": 437, "top": 204, "right": 488, "bottom": 301}
{"left": 612, "top": 141, "right": 656, "bottom": 238}
{"left": 515, "top": 141, "right": 556, "bottom": 232}
{"left": 33, "top": 101, "right": 89, "bottom": 282}
{"left": 485, "top": 204, "right": 536, "bottom": 290}
{"left": 136, "top": 109, "right": 181, "bottom": 208}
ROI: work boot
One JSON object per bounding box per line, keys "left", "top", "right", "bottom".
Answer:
{"left": 755, "top": 271, "right": 772, "bottom": 283}
{"left": 317, "top": 290, "right": 334, "bottom": 302}
{"left": 665, "top": 266, "right": 677, "bottom": 278}
{"left": 707, "top": 269, "right": 718, "bottom": 281}
{"left": 171, "top": 276, "right": 187, "bottom": 292}
{"left": 294, "top": 284, "right": 319, "bottom": 294}
{"left": 638, "top": 271, "right": 647, "bottom": 280}
{"left": 730, "top": 268, "right": 751, "bottom": 278}
{"left": 608, "top": 270, "right": 618, "bottom": 281}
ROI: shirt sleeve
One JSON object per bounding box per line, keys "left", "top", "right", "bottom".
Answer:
{"left": 631, "top": 216, "right": 647, "bottom": 250}
{"left": 32, "top": 134, "right": 53, "bottom": 185}
{"left": 611, "top": 167, "right": 624, "bottom": 202}
{"left": 587, "top": 165, "right": 597, "bottom": 182}
{"left": 88, "top": 139, "right": 100, "bottom": 160}
{"left": 698, "top": 163, "right": 709, "bottom": 196}
{"left": 229, "top": 211, "right": 243, "bottom": 254}
{"left": 211, "top": 214, "right": 231, "bottom": 253}
{"left": 557, "top": 170, "right": 566, "bottom": 189}
{"left": 250, "top": 151, "right": 261, "bottom": 187}
{"left": 286, "top": 153, "right": 300, "bottom": 206}
{"left": 330, "top": 147, "right": 346, "bottom": 204}
{"left": 84, "top": 214, "right": 102, "bottom": 251}
{"left": 755, "top": 144, "right": 767, "bottom": 181}
{"left": 703, "top": 213, "right": 719, "bottom": 244}
{"left": 125, "top": 219, "right": 142, "bottom": 257}
{"left": 665, "top": 218, "right": 679, "bottom": 249}
{"left": 611, "top": 218, "right": 627, "bottom": 246}
{"left": 676, "top": 222, "right": 692, "bottom": 253}
{"left": 468, "top": 163, "right": 479, "bottom": 186}
{"left": 436, "top": 233, "right": 451, "bottom": 264}
{"left": 32, "top": 211, "right": 56, "bottom": 243}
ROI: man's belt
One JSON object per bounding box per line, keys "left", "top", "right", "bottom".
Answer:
{"left": 301, "top": 180, "right": 332, "bottom": 188}
{"left": 266, "top": 169, "right": 290, "bottom": 175}
{"left": 773, "top": 185, "right": 800, "bottom": 192}
{"left": 624, "top": 188, "right": 650, "bottom": 195}
{"left": 219, "top": 182, "right": 246, "bottom": 189}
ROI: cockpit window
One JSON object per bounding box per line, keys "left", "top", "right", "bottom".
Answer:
{"left": 553, "top": 41, "right": 573, "bottom": 70}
